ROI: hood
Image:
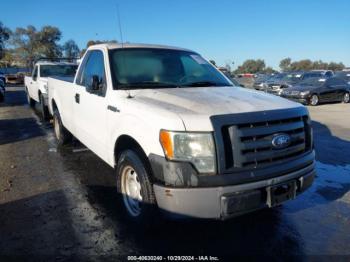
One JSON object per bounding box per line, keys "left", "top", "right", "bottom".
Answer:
{"left": 131, "top": 86, "right": 302, "bottom": 131}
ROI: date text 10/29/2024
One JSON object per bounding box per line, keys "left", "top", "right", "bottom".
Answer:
{"left": 127, "top": 256, "right": 220, "bottom": 261}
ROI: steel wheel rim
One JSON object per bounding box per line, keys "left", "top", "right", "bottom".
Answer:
{"left": 121, "top": 165, "right": 142, "bottom": 217}
{"left": 311, "top": 95, "right": 318, "bottom": 106}
{"left": 344, "top": 93, "right": 350, "bottom": 103}
{"left": 54, "top": 116, "right": 60, "bottom": 140}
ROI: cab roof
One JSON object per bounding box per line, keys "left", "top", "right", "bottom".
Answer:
{"left": 89, "top": 43, "right": 195, "bottom": 53}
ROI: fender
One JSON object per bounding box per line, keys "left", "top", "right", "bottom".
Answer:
{"left": 107, "top": 112, "right": 184, "bottom": 167}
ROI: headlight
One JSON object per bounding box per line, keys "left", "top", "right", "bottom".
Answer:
{"left": 159, "top": 130, "right": 216, "bottom": 174}
{"left": 300, "top": 91, "right": 310, "bottom": 96}
{"left": 43, "top": 84, "right": 48, "bottom": 92}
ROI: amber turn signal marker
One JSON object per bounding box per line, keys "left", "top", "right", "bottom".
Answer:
{"left": 159, "top": 130, "right": 174, "bottom": 159}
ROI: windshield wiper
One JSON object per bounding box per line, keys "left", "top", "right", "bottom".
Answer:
{"left": 118, "top": 81, "right": 178, "bottom": 90}
{"left": 181, "top": 81, "right": 232, "bottom": 87}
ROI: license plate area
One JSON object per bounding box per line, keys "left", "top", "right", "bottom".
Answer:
{"left": 266, "top": 180, "right": 296, "bottom": 207}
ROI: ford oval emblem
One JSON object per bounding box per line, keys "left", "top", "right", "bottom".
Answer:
{"left": 272, "top": 133, "right": 291, "bottom": 149}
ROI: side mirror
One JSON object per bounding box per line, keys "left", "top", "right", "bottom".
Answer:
{"left": 91, "top": 75, "right": 101, "bottom": 91}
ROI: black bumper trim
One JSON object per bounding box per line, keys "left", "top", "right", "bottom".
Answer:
{"left": 149, "top": 150, "right": 315, "bottom": 188}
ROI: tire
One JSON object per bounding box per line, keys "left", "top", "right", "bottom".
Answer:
{"left": 116, "top": 149, "right": 157, "bottom": 223}
{"left": 26, "top": 88, "right": 35, "bottom": 108}
{"left": 309, "top": 94, "right": 319, "bottom": 106}
{"left": 53, "top": 110, "right": 72, "bottom": 146}
{"left": 40, "top": 94, "right": 50, "bottom": 121}
{"left": 343, "top": 92, "right": 350, "bottom": 103}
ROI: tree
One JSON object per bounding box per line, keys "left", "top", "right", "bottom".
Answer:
{"left": 264, "top": 66, "right": 277, "bottom": 74}
{"left": 11, "top": 25, "right": 62, "bottom": 67}
{"left": 0, "top": 49, "right": 16, "bottom": 67}
{"left": 62, "top": 39, "right": 80, "bottom": 58}
{"left": 0, "top": 22, "right": 11, "bottom": 60}
{"left": 209, "top": 60, "right": 216, "bottom": 66}
{"left": 290, "top": 59, "right": 313, "bottom": 71}
{"left": 235, "top": 59, "right": 266, "bottom": 74}
{"left": 37, "top": 26, "right": 62, "bottom": 58}
{"left": 279, "top": 58, "right": 291, "bottom": 72}
{"left": 327, "top": 62, "right": 344, "bottom": 71}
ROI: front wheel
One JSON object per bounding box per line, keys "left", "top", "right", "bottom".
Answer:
{"left": 53, "top": 110, "right": 72, "bottom": 146}
{"left": 343, "top": 92, "right": 350, "bottom": 103}
{"left": 116, "top": 150, "right": 157, "bottom": 223}
{"left": 309, "top": 94, "right": 319, "bottom": 106}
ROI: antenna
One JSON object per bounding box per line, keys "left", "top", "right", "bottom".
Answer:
{"left": 116, "top": 4, "right": 124, "bottom": 47}
{"left": 116, "top": 4, "right": 134, "bottom": 98}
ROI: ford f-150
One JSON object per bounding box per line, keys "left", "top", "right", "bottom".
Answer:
{"left": 47, "top": 43, "right": 315, "bottom": 222}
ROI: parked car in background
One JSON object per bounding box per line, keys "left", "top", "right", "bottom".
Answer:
{"left": 0, "top": 72, "right": 5, "bottom": 83}
{"left": 301, "top": 70, "right": 333, "bottom": 80}
{"left": 280, "top": 77, "right": 350, "bottom": 106}
{"left": 335, "top": 71, "right": 350, "bottom": 85}
{"left": 253, "top": 74, "right": 274, "bottom": 90}
{"left": 264, "top": 72, "right": 304, "bottom": 95}
{"left": 5, "top": 72, "right": 25, "bottom": 85}
{"left": 0, "top": 79, "right": 5, "bottom": 102}
{"left": 230, "top": 77, "right": 245, "bottom": 87}
{"left": 25, "top": 59, "right": 78, "bottom": 120}
{"left": 47, "top": 43, "right": 315, "bottom": 222}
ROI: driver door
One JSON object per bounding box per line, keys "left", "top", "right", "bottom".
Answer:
{"left": 73, "top": 50, "right": 109, "bottom": 160}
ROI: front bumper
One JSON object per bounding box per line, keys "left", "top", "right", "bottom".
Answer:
{"left": 153, "top": 162, "right": 315, "bottom": 220}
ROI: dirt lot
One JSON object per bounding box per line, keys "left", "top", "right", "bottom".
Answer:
{"left": 0, "top": 86, "right": 349, "bottom": 261}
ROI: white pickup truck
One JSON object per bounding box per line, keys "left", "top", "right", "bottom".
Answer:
{"left": 48, "top": 43, "right": 315, "bottom": 222}
{"left": 25, "top": 60, "right": 78, "bottom": 120}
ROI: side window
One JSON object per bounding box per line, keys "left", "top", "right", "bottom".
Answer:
{"left": 76, "top": 52, "right": 91, "bottom": 85}
{"left": 80, "top": 51, "right": 106, "bottom": 95}
{"left": 32, "top": 66, "right": 38, "bottom": 81}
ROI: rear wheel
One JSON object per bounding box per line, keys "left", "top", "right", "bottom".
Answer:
{"left": 309, "top": 94, "right": 319, "bottom": 106}
{"left": 343, "top": 92, "right": 350, "bottom": 103}
{"left": 116, "top": 149, "right": 157, "bottom": 223}
{"left": 40, "top": 94, "right": 50, "bottom": 121}
{"left": 53, "top": 110, "right": 72, "bottom": 146}
{"left": 26, "top": 88, "right": 35, "bottom": 108}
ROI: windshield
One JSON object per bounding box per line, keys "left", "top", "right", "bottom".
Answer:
{"left": 109, "top": 48, "right": 232, "bottom": 89}
{"left": 282, "top": 73, "right": 302, "bottom": 82}
{"left": 298, "top": 77, "right": 325, "bottom": 87}
{"left": 40, "top": 65, "right": 78, "bottom": 77}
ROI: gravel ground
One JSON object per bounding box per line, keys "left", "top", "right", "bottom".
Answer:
{"left": 0, "top": 86, "right": 349, "bottom": 261}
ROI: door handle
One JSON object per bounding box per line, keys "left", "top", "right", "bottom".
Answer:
{"left": 75, "top": 93, "right": 80, "bottom": 104}
{"left": 107, "top": 105, "right": 120, "bottom": 112}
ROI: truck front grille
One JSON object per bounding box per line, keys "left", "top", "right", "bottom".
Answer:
{"left": 210, "top": 107, "right": 312, "bottom": 174}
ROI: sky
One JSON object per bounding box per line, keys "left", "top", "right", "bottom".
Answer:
{"left": 1, "top": 0, "right": 350, "bottom": 69}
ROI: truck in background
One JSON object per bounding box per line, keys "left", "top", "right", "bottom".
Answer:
{"left": 25, "top": 59, "right": 78, "bottom": 120}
